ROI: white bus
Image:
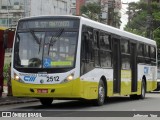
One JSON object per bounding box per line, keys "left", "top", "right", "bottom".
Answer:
{"left": 11, "top": 16, "right": 157, "bottom": 106}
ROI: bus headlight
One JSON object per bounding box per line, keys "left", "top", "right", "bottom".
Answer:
{"left": 15, "top": 75, "right": 20, "bottom": 80}
{"left": 61, "top": 73, "right": 74, "bottom": 83}
{"left": 67, "top": 74, "right": 74, "bottom": 81}
{"left": 14, "top": 73, "right": 24, "bottom": 83}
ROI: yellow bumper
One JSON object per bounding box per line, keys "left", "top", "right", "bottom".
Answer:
{"left": 11, "top": 78, "right": 98, "bottom": 100}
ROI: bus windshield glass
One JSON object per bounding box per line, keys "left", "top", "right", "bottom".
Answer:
{"left": 14, "top": 19, "right": 79, "bottom": 68}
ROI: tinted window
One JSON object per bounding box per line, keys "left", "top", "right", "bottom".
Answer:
{"left": 100, "top": 32, "right": 111, "bottom": 50}
{"left": 150, "top": 46, "right": 156, "bottom": 59}
{"left": 121, "top": 55, "right": 130, "bottom": 69}
{"left": 121, "top": 40, "right": 129, "bottom": 53}
{"left": 144, "top": 45, "right": 149, "bottom": 57}
{"left": 100, "top": 51, "right": 112, "bottom": 67}
{"left": 138, "top": 43, "right": 144, "bottom": 56}
{"left": 93, "top": 30, "right": 99, "bottom": 48}
{"left": 93, "top": 30, "right": 100, "bottom": 67}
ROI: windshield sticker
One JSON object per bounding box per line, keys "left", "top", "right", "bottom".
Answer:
{"left": 21, "top": 60, "right": 29, "bottom": 66}
{"left": 43, "top": 58, "right": 52, "bottom": 68}
{"left": 51, "top": 61, "right": 72, "bottom": 66}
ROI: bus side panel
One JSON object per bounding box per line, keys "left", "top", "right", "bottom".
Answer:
{"left": 120, "top": 70, "right": 131, "bottom": 95}
{"left": 80, "top": 68, "right": 114, "bottom": 98}
{"left": 137, "top": 64, "right": 157, "bottom": 92}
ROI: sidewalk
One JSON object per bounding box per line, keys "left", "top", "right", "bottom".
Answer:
{"left": 0, "top": 86, "right": 38, "bottom": 105}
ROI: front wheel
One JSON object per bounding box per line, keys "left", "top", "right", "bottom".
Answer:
{"left": 39, "top": 98, "right": 53, "bottom": 106}
{"left": 93, "top": 80, "right": 106, "bottom": 106}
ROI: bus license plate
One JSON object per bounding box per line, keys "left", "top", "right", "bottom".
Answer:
{"left": 37, "top": 89, "right": 48, "bottom": 93}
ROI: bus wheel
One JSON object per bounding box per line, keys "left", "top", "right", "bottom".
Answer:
{"left": 39, "top": 98, "right": 53, "bottom": 106}
{"left": 139, "top": 80, "right": 146, "bottom": 99}
{"left": 130, "top": 80, "right": 146, "bottom": 100}
{"left": 93, "top": 80, "right": 106, "bottom": 106}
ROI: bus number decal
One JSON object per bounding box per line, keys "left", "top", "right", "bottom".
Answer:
{"left": 47, "top": 76, "right": 59, "bottom": 82}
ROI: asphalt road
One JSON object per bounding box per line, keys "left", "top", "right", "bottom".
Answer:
{"left": 0, "top": 92, "right": 160, "bottom": 119}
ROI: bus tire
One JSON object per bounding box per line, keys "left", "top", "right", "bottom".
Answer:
{"left": 138, "top": 80, "right": 146, "bottom": 99}
{"left": 39, "top": 98, "right": 53, "bottom": 106}
{"left": 130, "top": 80, "right": 146, "bottom": 100}
{"left": 93, "top": 79, "right": 106, "bottom": 106}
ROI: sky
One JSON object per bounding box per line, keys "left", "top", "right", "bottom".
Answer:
{"left": 120, "top": 0, "right": 140, "bottom": 30}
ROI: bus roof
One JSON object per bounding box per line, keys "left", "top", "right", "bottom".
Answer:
{"left": 80, "top": 17, "right": 156, "bottom": 46}
{"left": 18, "top": 15, "right": 156, "bottom": 46}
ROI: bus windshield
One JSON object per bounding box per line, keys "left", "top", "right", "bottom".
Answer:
{"left": 14, "top": 27, "right": 78, "bottom": 69}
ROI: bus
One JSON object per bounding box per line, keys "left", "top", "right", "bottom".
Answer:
{"left": 11, "top": 16, "right": 157, "bottom": 106}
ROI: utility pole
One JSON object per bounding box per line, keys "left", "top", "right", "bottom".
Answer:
{"left": 108, "top": 0, "right": 115, "bottom": 26}
{"left": 146, "top": 0, "right": 152, "bottom": 39}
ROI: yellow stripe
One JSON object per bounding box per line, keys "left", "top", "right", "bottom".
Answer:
{"left": 11, "top": 77, "right": 157, "bottom": 99}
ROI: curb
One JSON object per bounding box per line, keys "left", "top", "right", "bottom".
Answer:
{"left": 0, "top": 97, "right": 39, "bottom": 106}
{"left": 0, "top": 86, "right": 39, "bottom": 106}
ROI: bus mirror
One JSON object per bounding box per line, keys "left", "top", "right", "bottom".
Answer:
{"left": 3, "top": 30, "right": 8, "bottom": 49}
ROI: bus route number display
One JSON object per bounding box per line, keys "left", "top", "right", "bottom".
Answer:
{"left": 49, "top": 21, "right": 70, "bottom": 28}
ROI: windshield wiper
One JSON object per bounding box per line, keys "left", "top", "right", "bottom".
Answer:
{"left": 29, "top": 29, "right": 41, "bottom": 53}
{"left": 29, "top": 29, "right": 41, "bottom": 44}
{"left": 48, "top": 28, "right": 64, "bottom": 55}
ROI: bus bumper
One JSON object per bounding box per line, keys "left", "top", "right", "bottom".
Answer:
{"left": 11, "top": 78, "right": 98, "bottom": 100}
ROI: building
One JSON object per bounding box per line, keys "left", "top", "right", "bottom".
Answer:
{"left": 0, "top": 0, "right": 24, "bottom": 28}
{"left": 76, "top": 0, "right": 85, "bottom": 15}
{"left": 70, "top": 0, "right": 76, "bottom": 15}
{"left": 0, "top": 0, "right": 72, "bottom": 28}
{"left": 27, "top": 0, "right": 71, "bottom": 17}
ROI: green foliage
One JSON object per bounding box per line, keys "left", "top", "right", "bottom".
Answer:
{"left": 153, "top": 29, "right": 160, "bottom": 47}
{"left": 124, "top": 1, "right": 160, "bottom": 48}
{"left": 3, "top": 64, "right": 9, "bottom": 80}
{"left": 80, "top": 2, "right": 101, "bottom": 21}
{"left": 80, "top": 2, "right": 121, "bottom": 28}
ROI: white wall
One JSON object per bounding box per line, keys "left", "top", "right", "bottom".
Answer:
{"left": 29, "top": 0, "right": 71, "bottom": 17}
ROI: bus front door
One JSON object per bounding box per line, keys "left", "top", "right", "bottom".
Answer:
{"left": 113, "top": 38, "right": 121, "bottom": 94}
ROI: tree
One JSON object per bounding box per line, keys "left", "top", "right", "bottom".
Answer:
{"left": 80, "top": 2, "right": 121, "bottom": 28}
{"left": 124, "top": 1, "right": 160, "bottom": 47}
{"left": 80, "top": 2, "right": 101, "bottom": 21}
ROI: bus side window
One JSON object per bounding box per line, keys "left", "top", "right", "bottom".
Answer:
{"left": 93, "top": 30, "right": 100, "bottom": 67}
{"left": 99, "top": 31, "right": 112, "bottom": 68}
{"left": 138, "top": 43, "right": 144, "bottom": 56}
{"left": 150, "top": 46, "right": 156, "bottom": 65}
{"left": 121, "top": 39, "right": 130, "bottom": 69}
{"left": 81, "top": 26, "right": 93, "bottom": 62}
{"left": 144, "top": 45, "right": 149, "bottom": 57}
